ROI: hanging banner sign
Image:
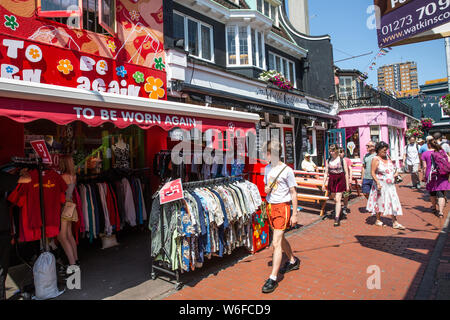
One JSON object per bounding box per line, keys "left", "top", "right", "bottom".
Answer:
{"left": 375, "top": 0, "right": 450, "bottom": 47}
{"left": 0, "top": 34, "right": 167, "bottom": 100}
{"left": 30, "top": 140, "right": 52, "bottom": 164}
{"left": 159, "top": 179, "right": 184, "bottom": 205}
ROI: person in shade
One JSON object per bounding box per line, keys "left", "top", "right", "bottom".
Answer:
{"left": 0, "top": 168, "right": 31, "bottom": 300}
{"left": 421, "top": 138, "right": 450, "bottom": 218}
{"left": 261, "top": 140, "right": 300, "bottom": 294}
{"left": 322, "top": 144, "right": 350, "bottom": 227}
{"left": 366, "top": 141, "right": 405, "bottom": 230}
{"left": 361, "top": 141, "right": 376, "bottom": 200}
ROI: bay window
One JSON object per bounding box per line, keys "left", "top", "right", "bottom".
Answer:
{"left": 173, "top": 12, "right": 214, "bottom": 62}
{"left": 226, "top": 26, "right": 265, "bottom": 68}
{"left": 256, "top": 0, "right": 279, "bottom": 24}
{"left": 267, "top": 52, "right": 296, "bottom": 88}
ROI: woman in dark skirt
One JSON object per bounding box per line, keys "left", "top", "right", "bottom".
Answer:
{"left": 322, "top": 144, "right": 350, "bottom": 226}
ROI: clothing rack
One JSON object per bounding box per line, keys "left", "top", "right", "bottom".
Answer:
{"left": 149, "top": 174, "right": 247, "bottom": 290}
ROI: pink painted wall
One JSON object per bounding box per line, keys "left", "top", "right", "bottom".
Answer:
{"left": 338, "top": 108, "right": 408, "bottom": 162}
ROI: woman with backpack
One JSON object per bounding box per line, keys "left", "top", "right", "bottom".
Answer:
{"left": 421, "top": 138, "right": 450, "bottom": 218}
{"left": 323, "top": 144, "right": 350, "bottom": 227}
{"left": 366, "top": 141, "right": 405, "bottom": 229}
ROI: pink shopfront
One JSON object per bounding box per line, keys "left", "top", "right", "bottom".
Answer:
{"left": 337, "top": 107, "right": 409, "bottom": 167}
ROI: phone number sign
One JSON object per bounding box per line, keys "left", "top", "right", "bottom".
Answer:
{"left": 159, "top": 179, "right": 184, "bottom": 205}
{"left": 377, "top": 0, "right": 450, "bottom": 47}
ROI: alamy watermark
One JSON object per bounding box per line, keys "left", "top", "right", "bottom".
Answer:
{"left": 366, "top": 265, "right": 381, "bottom": 290}
{"left": 66, "top": 265, "right": 81, "bottom": 290}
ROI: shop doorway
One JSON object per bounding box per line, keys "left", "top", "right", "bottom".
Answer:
{"left": 325, "top": 129, "right": 345, "bottom": 160}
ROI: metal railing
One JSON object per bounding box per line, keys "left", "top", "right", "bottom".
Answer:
{"left": 337, "top": 86, "right": 414, "bottom": 117}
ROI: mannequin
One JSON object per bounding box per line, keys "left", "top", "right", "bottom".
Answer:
{"left": 112, "top": 134, "right": 130, "bottom": 169}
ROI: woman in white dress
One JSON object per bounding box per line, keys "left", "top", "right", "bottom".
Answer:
{"left": 366, "top": 141, "right": 406, "bottom": 230}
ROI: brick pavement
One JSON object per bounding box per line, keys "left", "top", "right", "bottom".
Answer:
{"left": 166, "top": 175, "right": 448, "bottom": 300}
{"left": 430, "top": 215, "right": 450, "bottom": 300}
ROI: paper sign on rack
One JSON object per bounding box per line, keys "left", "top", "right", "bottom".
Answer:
{"left": 159, "top": 179, "right": 184, "bottom": 205}
{"left": 30, "top": 140, "right": 52, "bottom": 165}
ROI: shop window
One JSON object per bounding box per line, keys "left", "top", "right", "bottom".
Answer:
{"left": 174, "top": 12, "right": 214, "bottom": 62}
{"left": 370, "top": 126, "right": 380, "bottom": 143}
{"left": 269, "top": 113, "right": 280, "bottom": 124}
{"left": 267, "top": 52, "right": 296, "bottom": 88}
{"left": 98, "top": 0, "right": 116, "bottom": 35}
{"left": 226, "top": 26, "right": 264, "bottom": 68}
{"left": 306, "top": 128, "right": 317, "bottom": 157}
{"left": 282, "top": 116, "right": 292, "bottom": 125}
{"left": 37, "top": 0, "right": 82, "bottom": 18}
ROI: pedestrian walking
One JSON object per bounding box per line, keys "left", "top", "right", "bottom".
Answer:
{"left": 361, "top": 141, "right": 376, "bottom": 200}
{"left": 323, "top": 144, "right": 349, "bottom": 227}
{"left": 339, "top": 147, "right": 353, "bottom": 216}
{"left": 433, "top": 132, "right": 450, "bottom": 157}
{"left": 366, "top": 141, "right": 405, "bottom": 230}
{"left": 421, "top": 138, "right": 450, "bottom": 218}
{"left": 403, "top": 136, "right": 421, "bottom": 189}
{"left": 262, "top": 141, "right": 300, "bottom": 294}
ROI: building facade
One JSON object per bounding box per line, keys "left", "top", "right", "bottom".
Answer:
{"left": 400, "top": 78, "right": 450, "bottom": 137}
{"left": 378, "top": 61, "right": 419, "bottom": 98}
{"left": 336, "top": 68, "right": 418, "bottom": 165}
{"left": 164, "top": 0, "right": 338, "bottom": 168}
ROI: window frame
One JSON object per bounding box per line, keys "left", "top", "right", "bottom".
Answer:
{"left": 98, "top": 0, "right": 116, "bottom": 36}
{"left": 267, "top": 51, "right": 296, "bottom": 88}
{"left": 37, "top": 0, "right": 83, "bottom": 18}
{"left": 174, "top": 11, "right": 214, "bottom": 63}
{"left": 226, "top": 25, "right": 265, "bottom": 69}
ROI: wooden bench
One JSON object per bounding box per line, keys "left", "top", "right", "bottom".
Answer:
{"left": 296, "top": 177, "right": 329, "bottom": 216}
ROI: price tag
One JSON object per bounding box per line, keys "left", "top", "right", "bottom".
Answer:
{"left": 30, "top": 140, "right": 53, "bottom": 165}
{"left": 159, "top": 179, "right": 184, "bottom": 205}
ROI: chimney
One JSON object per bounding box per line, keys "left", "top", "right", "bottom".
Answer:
{"left": 286, "top": 0, "right": 310, "bottom": 35}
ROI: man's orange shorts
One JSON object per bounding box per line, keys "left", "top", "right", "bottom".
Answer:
{"left": 267, "top": 202, "right": 291, "bottom": 231}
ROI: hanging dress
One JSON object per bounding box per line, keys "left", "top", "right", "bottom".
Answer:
{"left": 366, "top": 157, "right": 403, "bottom": 216}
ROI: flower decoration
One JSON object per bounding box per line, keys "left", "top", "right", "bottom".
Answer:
{"left": 116, "top": 66, "right": 127, "bottom": 77}
{"left": 154, "top": 57, "right": 165, "bottom": 71}
{"left": 129, "top": 10, "right": 140, "bottom": 21}
{"left": 57, "top": 59, "right": 73, "bottom": 75}
{"left": 29, "top": 48, "right": 40, "bottom": 60}
{"left": 144, "top": 76, "right": 165, "bottom": 99}
{"left": 107, "top": 40, "right": 116, "bottom": 52}
{"left": 4, "top": 15, "right": 19, "bottom": 31}
{"left": 406, "top": 126, "right": 424, "bottom": 138}
{"left": 133, "top": 71, "right": 145, "bottom": 84}
{"left": 420, "top": 117, "right": 434, "bottom": 130}
{"left": 257, "top": 239, "right": 261, "bottom": 248}
{"left": 258, "top": 70, "right": 293, "bottom": 91}
{"left": 260, "top": 231, "right": 267, "bottom": 244}
{"left": 440, "top": 94, "right": 450, "bottom": 116}
{"left": 5, "top": 66, "right": 14, "bottom": 74}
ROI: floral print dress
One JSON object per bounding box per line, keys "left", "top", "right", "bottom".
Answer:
{"left": 366, "top": 157, "right": 403, "bottom": 216}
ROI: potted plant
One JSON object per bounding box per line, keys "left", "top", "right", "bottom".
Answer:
{"left": 440, "top": 94, "right": 450, "bottom": 116}
{"left": 259, "top": 70, "right": 293, "bottom": 91}
{"left": 420, "top": 117, "right": 434, "bottom": 131}
{"left": 406, "top": 126, "right": 424, "bottom": 138}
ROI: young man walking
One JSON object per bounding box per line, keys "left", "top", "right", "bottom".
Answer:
{"left": 361, "top": 141, "right": 376, "bottom": 199}
{"left": 403, "top": 136, "right": 421, "bottom": 189}
{"left": 262, "top": 141, "right": 300, "bottom": 294}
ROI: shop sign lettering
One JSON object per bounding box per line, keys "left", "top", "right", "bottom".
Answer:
{"left": 255, "top": 88, "right": 308, "bottom": 109}
{"left": 73, "top": 107, "right": 197, "bottom": 128}
{"left": 0, "top": 35, "right": 166, "bottom": 100}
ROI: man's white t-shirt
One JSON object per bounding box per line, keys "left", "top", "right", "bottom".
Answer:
{"left": 264, "top": 163, "right": 296, "bottom": 204}
{"left": 405, "top": 143, "right": 420, "bottom": 165}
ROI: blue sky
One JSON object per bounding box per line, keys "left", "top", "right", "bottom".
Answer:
{"left": 302, "top": 0, "right": 448, "bottom": 87}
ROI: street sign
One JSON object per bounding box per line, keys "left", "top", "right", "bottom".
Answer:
{"left": 159, "top": 179, "right": 184, "bottom": 205}
{"left": 30, "top": 140, "right": 53, "bottom": 164}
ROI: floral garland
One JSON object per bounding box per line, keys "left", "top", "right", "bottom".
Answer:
{"left": 258, "top": 70, "right": 293, "bottom": 91}
{"left": 420, "top": 117, "right": 434, "bottom": 130}
{"left": 440, "top": 94, "right": 450, "bottom": 116}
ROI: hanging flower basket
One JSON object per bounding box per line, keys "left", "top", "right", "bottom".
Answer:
{"left": 259, "top": 70, "right": 293, "bottom": 91}
{"left": 406, "top": 126, "right": 424, "bottom": 138}
{"left": 420, "top": 117, "right": 434, "bottom": 130}
{"left": 440, "top": 94, "right": 450, "bottom": 116}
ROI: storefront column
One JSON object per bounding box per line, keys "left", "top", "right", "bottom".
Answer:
{"left": 380, "top": 126, "right": 389, "bottom": 145}
{"left": 358, "top": 126, "right": 370, "bottom": 161}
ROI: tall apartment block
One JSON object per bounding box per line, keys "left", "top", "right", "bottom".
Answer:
{"left": 377, "top": 62, "right": 419, "bottom": 97}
